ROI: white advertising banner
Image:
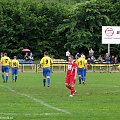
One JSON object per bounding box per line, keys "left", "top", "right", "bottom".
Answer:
{"left": 102, "top": 26, "right": 120, "bottom": 44}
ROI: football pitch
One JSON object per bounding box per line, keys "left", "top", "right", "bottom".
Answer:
{"left": 0, "top": 72, "right": 120, "bottom": 120}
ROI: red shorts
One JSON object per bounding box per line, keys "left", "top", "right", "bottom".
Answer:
{"left": 65, "top": 76, "right": 76, "bottom": 84}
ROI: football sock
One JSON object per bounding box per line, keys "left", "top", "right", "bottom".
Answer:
{"left": 2, "top": 74, "right": 5, "bottom": 80}
{"left": 12, "top": 75, "right": 14, "bottom": 80}
{"left": 71, "top": 86, "right": 75, "bottom": 95}
{"left": 6, "top": 76, "right": 8, "bottom": 82}
{"left": 15, "top": 75, "right": 17, "bottom": 82}
{"left": 43, "top": 79, "right": 46, "bottom": 87}
{"left": 47, "top": 78, "right": 50, "bottom": 86}
{"left": 67, "top": 85, "right": 71, "bottom": 90}
{"left": 79, "top": 77, "right": 81, "bottom": 84}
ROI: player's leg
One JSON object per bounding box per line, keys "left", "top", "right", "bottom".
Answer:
{"left": 15, "top": 68, "right": 18, "bottom": 82}
{"left": 5, "top": 66, "right": 9, "bottom": 83}
{"left": 43, "top": 68, "right": 46, "bottom": 87}
{"left": 81, "top": 68, "right": 85, "bottom": 84}
{"left": 77, "top": 68, "right": 81, "bottom": 84}
{"left": 46, "top": 68, "right": 51, "bottom": 87}
{"left": 12, "top": 68, "right": 15, "bottom": 81}
{"left": 65, "top": 83, "right": 71, "bottom": 90}
{"left": 1, "top": 66, "right": 5, "bottom": 83}
{"left": 69, "top": 77, "right": 76, "bottom": 97}
{"left": 84, "top": 69, "right": 86, "bottom": 82}
{"left": 70, "top": 84, "right": 75, "bottom": 97}
{"left": 65, "top": 77, "right": 71, "bottom": 90}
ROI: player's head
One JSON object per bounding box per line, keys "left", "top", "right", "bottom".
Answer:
{"left": 4, "top": 53, "right": 7, "bottom": 56}
{"left": 68, "top": 55, "right": 74, "bottom": 62}
{"left": 44, "top": 51, "right": 48, "bottom": 56}
{"left": 77, "top": 54, "right": 81, "bottom": 58}
{"left": 81, "top": 54, "right": 85, "bottom": 59}
{"left": 14, "top": 56, "right": 17, "bottom": 59}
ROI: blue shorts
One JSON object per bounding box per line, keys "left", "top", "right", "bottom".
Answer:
{"left": 77, "top": 68, "right": 85, "bottom": 81}
{"left": 2, "top": 66, "right": 10, "bottom": 73}
{"left": 43, "top": 68, "right": 51, "bottom": 77}
{"left": 12, "top": 68, "right": 18, "bottom": 75}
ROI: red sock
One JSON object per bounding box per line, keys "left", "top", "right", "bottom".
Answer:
{"left": 71, "top": 86, "right": 75, "bottom": 95}
{"left": 67, "top": 85, "right": 71, "bottom": 90}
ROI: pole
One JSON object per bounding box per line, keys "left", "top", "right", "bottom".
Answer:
{"left": 108, "top": 44, "right": 110, "bottom": 55}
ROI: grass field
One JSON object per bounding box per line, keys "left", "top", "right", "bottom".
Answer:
{"left": 0, "top": 72, "right": 120, "bottom": 120}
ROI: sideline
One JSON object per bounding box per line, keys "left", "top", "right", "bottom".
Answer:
{"left": 0, "top": 112, "right": 61, "bottom": 116}
{"left": 0, "top": 85, "right": 71, "bottom": 115}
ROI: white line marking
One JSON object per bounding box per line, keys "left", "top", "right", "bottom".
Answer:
{"left": 0, "top": 85, "right": 70, "bottom": 114}
{"left": 0, "top": 112, "right": 60, "bottom": 116}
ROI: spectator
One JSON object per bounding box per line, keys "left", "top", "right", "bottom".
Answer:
{"left": 66, "top": 50, "right": 70, "bottom": 61}
{"left": 24, "top": 53, "right": 29, "bottom": 61}
{"left": 98, "top": 55, "right": 103, "bottom": 64}
{"left": 89, "top": 48, "right": 94, "bottom": 57}
{"left": 87, "top": 58, "right": 91, "bottom": 64}
{"left": 90, "top": 55, "right": 96, "bottom": 64}
{"left": 105, "top": 53, "right": 110, "bottom": 64}
{"left": 111, "top": 55, "right": 115, "bottom": 64}
{"left": 75, "top": 52, "right": 79, "bottom": 59}
{"left": 29, "top": 52, "right": 34, "bottom": 61}
{"left": 115, "top": 57, "right": 118, "bottom": 64}
{"left": 0, "top": 52, "right": 3, "bottom": 59}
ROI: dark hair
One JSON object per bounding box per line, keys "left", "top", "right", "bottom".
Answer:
{"left": 77, "top": 54, "right": 81, "bottom": 57}
{"left": 44, "top": 51, "right": 48, "bottom": 55}
{"left": 4, "top": 53, "right": 7, "bottom": 56}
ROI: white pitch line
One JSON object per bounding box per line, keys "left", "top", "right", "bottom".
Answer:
{"left": 0, "top": 112, "right": 61, "bottom": 116}
{"left": 0, "top": 85, "right": 70, "bottom": 115}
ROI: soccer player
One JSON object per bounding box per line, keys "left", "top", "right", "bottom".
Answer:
{"left": 1, "top": 53, "right": 11, "bottom": 83}
{"left": 76, "top": 54, "right": 87, "bottom": 84}
{"left": 82, "top": 55, "right": 88, "bottom": 82}
{"left": 11, "top": 56, "right": 19, "bottom": 82}
{"left": 40, "top": 51, "right": 53, "bottom": 87}
{"left": 117, "top": 65, "right": 120, "bottom": 72}
{"left": 65, "top": 55, "right": 77, "bottom": 97}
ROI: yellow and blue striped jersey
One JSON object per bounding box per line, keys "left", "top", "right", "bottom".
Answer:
{"left": 1, "top": 56, "right": 11, "bottom": 66}
{"left": 11, "top": 59, "right": 19, "bottom": 68}
{"left": 40, "top": 56, "right": 53, "bottom": 68}
{"left": 118, "top": 65, "right": 120, "bottom": 68}
{"left": 76, "top": 57, "right": 85, "bottom": 68}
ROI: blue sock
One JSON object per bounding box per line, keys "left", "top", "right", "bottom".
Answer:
{"left": 15, "top": 76, "right": 17, "bottom": 82}
{"left": 47, "top": 78, "right": 50, "bottom": 86}
{"left": 6, "top": 76, "right": 8, "bottom": 82}
{"left": 12, "top": 75, "right": 14, "bottom": 80}
{"left": 2, "top": 74, "right": 5, "bottom": 80}
{"left": 79, "top": 77, "right": 81, "bottom": 84}
{"left": 43, "top": 79, "right": 46, "bottom": 87}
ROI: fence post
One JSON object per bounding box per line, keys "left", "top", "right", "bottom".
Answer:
{"left": 21, "top": 64, "right": 24, "bottom": 73}
{"left": 36, "top": 64, "right": 38, "bottom": 73}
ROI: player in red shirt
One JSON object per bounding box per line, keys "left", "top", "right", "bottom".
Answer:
{"left": 65, "top": 55, "right": 77, "bottom": 97}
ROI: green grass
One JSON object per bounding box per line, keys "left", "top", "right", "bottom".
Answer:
{"left": 0, "top": 72, "right": 120, "bottom": 120}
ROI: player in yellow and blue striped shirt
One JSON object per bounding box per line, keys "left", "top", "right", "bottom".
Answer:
{"left": 40, "top": 51, "right": 53, "bottom": 87}
{"left": 76, "top": 54, "right": 87, "bottom": 84}
{"left": 1, "top": 53, "right": 11, "bottom": 83}
{"left": 11, "top": 56, "right": 19, "bottom": 82}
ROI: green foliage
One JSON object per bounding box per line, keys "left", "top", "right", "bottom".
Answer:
{"left": 0, "top": 0, "right": 120, "bottom": 59}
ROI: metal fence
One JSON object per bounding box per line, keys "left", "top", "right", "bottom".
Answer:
{"left": 18, "top": 63, "right": 120, "bottom": 73}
